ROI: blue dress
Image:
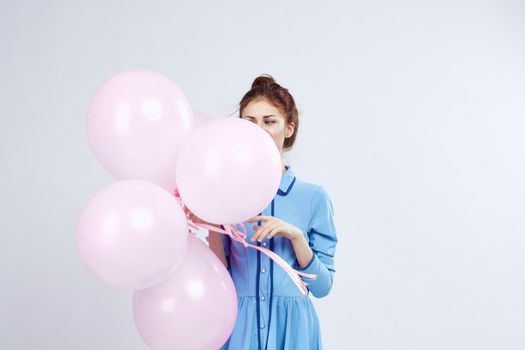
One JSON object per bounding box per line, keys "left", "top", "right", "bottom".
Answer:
{"left": 219, "top": 164, "right": 338, "bottom": 350}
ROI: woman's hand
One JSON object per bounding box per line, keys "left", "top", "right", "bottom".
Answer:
{"left": 183, "top": 206, "right": 221, "bottom": 229}
{"left": 247, "top": 216, "right": 303, "bottom": 242}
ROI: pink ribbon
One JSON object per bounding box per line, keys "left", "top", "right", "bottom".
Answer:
{"left": 173, "top": 189, "right": 317, "bottom": 297}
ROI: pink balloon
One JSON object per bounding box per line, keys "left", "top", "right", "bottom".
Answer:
{"left": 133, "top": 235, "right": 237, "bottom": 350}
{"left": 76, "top": 180, "right": 189, "bottom": 290}
{"left": 192, "top": 109, "right": 214, "bottom": 128}
{"left": 176, "top": 117, "right": 281, "bottom": 224}
{"left": 87, "top": 69, "right": 195, "bottom": 193}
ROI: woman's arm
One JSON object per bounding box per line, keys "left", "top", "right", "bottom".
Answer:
{"left": 183, "top": 206, "right": 229, "bottom": 270}
{"left": 291, "top": 234, "right": 314, "bottom": 270}
{"left": 297, "top": 186, "right": 338, "bottom": 298}
{"left": 207, "top": 229, "right": 229, "bottom": 269}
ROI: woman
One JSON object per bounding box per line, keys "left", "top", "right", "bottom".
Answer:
{"left": 185, "top": 74, "right": 338, "bottom": 350}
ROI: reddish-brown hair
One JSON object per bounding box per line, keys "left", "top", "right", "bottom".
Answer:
{"left": 237, "top": 74, "right": 299, "bottom": 151}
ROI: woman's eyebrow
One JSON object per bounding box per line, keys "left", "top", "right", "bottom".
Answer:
{"left": 244, "top": 115, "right": 276, "bottom": 118}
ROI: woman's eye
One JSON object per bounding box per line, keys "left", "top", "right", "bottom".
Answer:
{"left": 265, "top": 121, "right": 275, "bottom": 124}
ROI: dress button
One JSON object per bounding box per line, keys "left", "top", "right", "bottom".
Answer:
{"left": 261, "top": 268, "right": 266, "bottom": 273}
{"left": 262, "top": 242, "right": 267, "bottom": 246}
{"left": 261, "top": 296, "right": 265, "bottom": 301}
{"left": 260, "top": 324, "right": 265, "bottom": 329}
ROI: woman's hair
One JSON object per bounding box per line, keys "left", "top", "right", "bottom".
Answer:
{"left": 238, "top": 74, "right": 299, "bottom": 151}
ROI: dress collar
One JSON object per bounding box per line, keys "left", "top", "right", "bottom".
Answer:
{"left": 277, "top": 164, "right": 296, "bottom": 196}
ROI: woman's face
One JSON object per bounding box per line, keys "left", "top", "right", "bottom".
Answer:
{"left": 240, "top": 98, "right": 295, "bottom": 153}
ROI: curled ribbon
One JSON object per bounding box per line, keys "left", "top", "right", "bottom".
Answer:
{"left": 173, "top": 189, "right": 317, "bottom": 297}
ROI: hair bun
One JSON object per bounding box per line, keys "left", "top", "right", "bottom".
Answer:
{"left": 251, "top": 74, "right": 277, "bottom": 90}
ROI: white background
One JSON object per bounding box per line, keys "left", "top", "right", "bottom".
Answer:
{"left": 1, "top": 0, "right": 524, "bottom": 349}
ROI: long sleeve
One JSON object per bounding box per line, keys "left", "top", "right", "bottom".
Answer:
{"left": 298, "top": 186, "right": 338, "bottom": 298}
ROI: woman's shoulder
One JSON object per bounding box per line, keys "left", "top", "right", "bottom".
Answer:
{"left": 291, "top": 178, "right": 335, "bottom": 233}
{"left": 293, "top": 177, "right": 330, "bottom": 199}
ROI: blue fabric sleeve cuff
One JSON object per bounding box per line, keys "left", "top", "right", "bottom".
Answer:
{"left": 298, "top": 252, "right": 317, "bottom": 273}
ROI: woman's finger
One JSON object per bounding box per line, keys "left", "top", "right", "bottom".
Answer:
{"left": 247, "top": 216, "right": 272, "bottom": 223}
{"left": 267, "top": 226, "right": 283, "bottom": 239}
{"left": 255, "top": 222, "right": 280, "bottom": 242}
